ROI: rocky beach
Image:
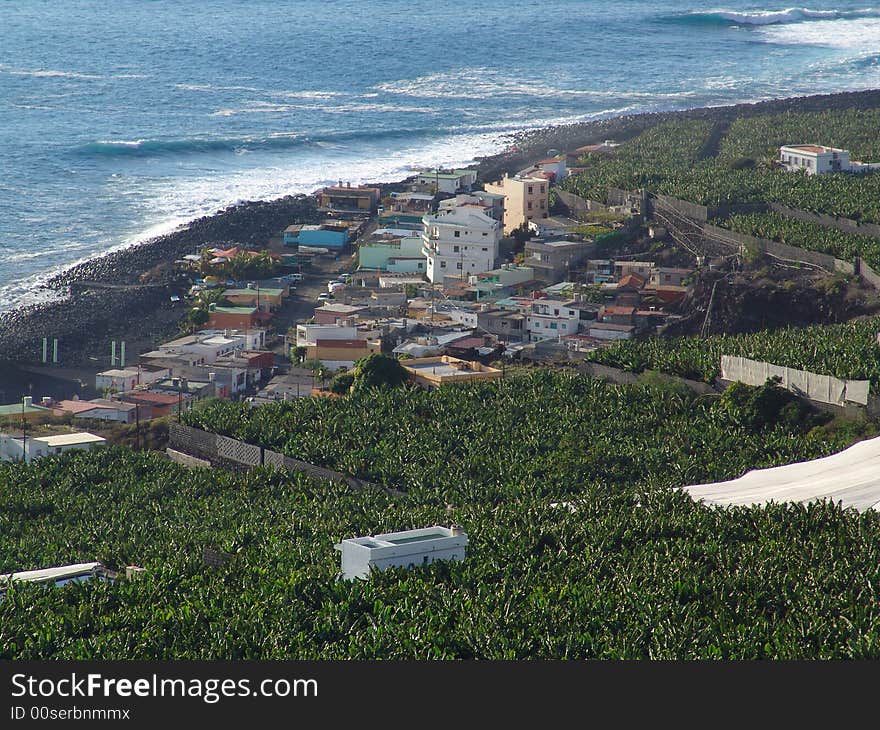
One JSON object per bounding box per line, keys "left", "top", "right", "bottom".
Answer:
{"left": 3, "top": 88, "right": 880, "bottom": 373}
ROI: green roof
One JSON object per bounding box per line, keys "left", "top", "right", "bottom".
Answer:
{"left": 212, "top": 305, "right": 257, "bottom": 314}
{"left": 223, "top": 288, "right": 284, "bottom": 297}
{"left": 0, "top": 404, "right": 51, "bottom": 417}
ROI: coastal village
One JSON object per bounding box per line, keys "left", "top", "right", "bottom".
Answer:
{"left": 6, "top": 134, "right": 880, "bottom": 461}
{"left": 8, "top": 92, "right": 880, "bottom": 662}
{"left": 0, "top": 136, "right": 699, "bottom": 458}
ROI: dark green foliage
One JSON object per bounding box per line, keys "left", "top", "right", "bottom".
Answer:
{"left": 350, "top": 353, "right": 408, "bottom": 393}
{"left": 560, "top": 110, "right": 880, "bottom": 223}
{"left": 587, "top": 317, "right": 880, "bottom": 392}
{"left": 720, "top": 211, "right": 880, "bottom": 270}
{"left": 329, "top": 372, "right": 355, "bottom": 395}
{"left": 184, "top": 371, "right": 846, "bottom": 498}
{"left": 718, "top": 378, "right": 829, "bottom": 431}
{"left": 3, "top": 372, "right": 880, "bottom": 659}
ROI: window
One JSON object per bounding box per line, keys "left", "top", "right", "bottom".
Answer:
{"left": 527, "top": 202, "right": 533, "bottom": 210}
{"left": 440, "top": 261, "right": 447, "bottom": 268}
{"left": 456, "top": 262, "right": 462, "bottom": 269}
{"left": 554, "top": 309, "right": 559, "bottom": 316}
{"left": 527, "top": 185, "right": 534, "bottom": 194}
{"left": 418, "top": 262, "right": 423, "bottom": 269}
{"left": 540, "top": 185, "right": 545, "bottom": 193}
{"left": 482, "top": 247, "right": 487, "bottom": 252}
{"left": 550, "top": 322, "right": 557, "bottom": 329}
{"left": 453, "top": 245, "right": 460, "bottom": 253}
{"left": 483, "top": 232, "right": 488, "bottom": 236}
{"left": 454, "top": 230, "right": 460, "bottom": 238}
{"left": 539, "top": 200, "right": 546, "bottom": 209}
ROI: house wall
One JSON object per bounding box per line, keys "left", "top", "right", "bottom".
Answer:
{"left": 294, "top": 228, "right": 349, "bottom": 248}
{"left": 357, "top": 234, "right": 424, "bottom": 270}
{"left": 485, "top": 176, "right": 550, "bottom": 234}
{"left": 296, "top": 325, "right": 358, "bottom": 347}
{"left": 308, "top": 342, "right": 379, "bottom": 363}
{"left": 74, "top": 407, "right": 134, "bottom": 424}
{"left": 207, "top": 311, "right": 258, "bottom": 330}
{"left": 422, "top": 212, "right": 501, "bottom": 284}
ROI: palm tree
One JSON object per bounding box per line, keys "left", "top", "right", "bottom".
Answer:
{"left": 197, "top": 288, "right": 226, "bottom": 308}
{"left": 197, "top": 247, "right": 214, "bottom": 276}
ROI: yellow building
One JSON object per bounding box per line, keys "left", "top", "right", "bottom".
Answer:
{"left": 484, "top": 174, "right": 550, "bottom": 234}
{"left": 401, "top": 356, "right": 503, "bottom": 389}
{"left": 307, "top": 338, "right": 382, "bottom": 369}
{"left": 222, "top": 287, "right": 284, "bottom": 312}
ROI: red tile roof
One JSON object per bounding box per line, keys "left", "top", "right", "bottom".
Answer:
{"left": 53, "top": 400, "right": 117, "bottom": 414}
{"left": 617, "top": 273, "right": 646, "bottom": 289}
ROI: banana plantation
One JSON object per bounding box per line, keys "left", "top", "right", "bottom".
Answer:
{"left": 4, "top": 372, "right": 880, "bottom": 659}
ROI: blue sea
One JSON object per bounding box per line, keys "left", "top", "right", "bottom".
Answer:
{"left": 2, "top": 1, "right": 879, "bottom": 310}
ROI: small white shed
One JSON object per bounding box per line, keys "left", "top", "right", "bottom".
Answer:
{"left": 335, "top": 525, "right": 468, "bottom": 580}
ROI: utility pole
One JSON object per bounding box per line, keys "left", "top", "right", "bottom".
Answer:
{"left": 135, "top": 403, "right": 141, "bottom": 451}
{"left": 21, "top": 396, "right": 27, "bottom": 463}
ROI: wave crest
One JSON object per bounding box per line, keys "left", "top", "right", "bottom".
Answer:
{"left": 76, "top": 127, "right": 443, "bottom": 158}
{"left": 671, "top": 7, "right": 880, "bottom": 26}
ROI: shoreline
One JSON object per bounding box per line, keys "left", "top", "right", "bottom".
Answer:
{"left": 3, "top": 86, "right": 880, "bottom": 368}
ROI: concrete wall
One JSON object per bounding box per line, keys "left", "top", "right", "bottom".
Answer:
{"left": 576, "top": 361, "right": 718, "bottom": 395}
{"left": 167, "top": 422, "right": 403, "bottom": 495}
{"left": 857, "top": 258, "right": 880, "bottom": 290}
{"left": 720, "top": 355, "right": 870, "bottom": 406}
{"left": 700, "top": 223, "right": 847, "bottom": 272}
{"left": 769, "top": 203, "right": 880, "bottom": 240}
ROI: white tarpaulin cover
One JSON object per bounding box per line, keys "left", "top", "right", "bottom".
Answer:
{"left": 681, "top": 436, "right": 880, "bottom": 512}
{"left": 720, "top": 355, "right": 870, "bottom": 406}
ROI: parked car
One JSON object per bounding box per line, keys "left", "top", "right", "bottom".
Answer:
{"left": 317, "top": 292, "right": 331, "bottom": 301}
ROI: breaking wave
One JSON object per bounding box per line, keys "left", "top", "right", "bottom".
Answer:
{"left": 75, "top": 127, "right": 445, "bottom": 158}
{"left": 670, "top": 7, "right": 880, "bottom": 26}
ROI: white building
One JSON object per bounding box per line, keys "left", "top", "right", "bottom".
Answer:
{"left": 295, "top": 324, "right": 358, "bottom": 348}
{"left": 198, "top": 328, "right": 266, "bottom": 350}
{"left": 0, "top": 432, "right": 106, "bottom": 463}
{"left": 435, "top": 302, "right": 480, "bottom": 328}
{"left": 527, "top": 299, "right": 581, "bottom": 343}
{"left": 422, "top": 207, "right": 501, "bottom": 284}
{"left": 95, "top": 367, "right": 169, "bottom": 393}
{"left": 779, "top": 145, "right": 851, "bottom": 175}
{"left": 144, "top": 330, "right": 262, "bottom": 368}
{"left": 438, "top": 192, "right": 505, "bottom": 222}
{"left": 335, "top": 525, "right": 468, "bottom": 580}
{"left": 415, "top": 168, "right": 478, "bottom": 194}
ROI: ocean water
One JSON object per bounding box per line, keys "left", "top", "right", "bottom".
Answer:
{"left": 2, "top": 1, "right": 880, "bottom": 310}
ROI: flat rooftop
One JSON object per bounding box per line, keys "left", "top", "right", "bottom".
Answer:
{"left": 1, "top": 562, "right": 105, "bottom": 586}
{"left": 33, "top": 433, "right": 106, "bottom": 447}
{"left": 339, "top": 526, "right": 465, "bottom": 551}
{"left": 782, "top": 144, "right": 846, "bottom": 154}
